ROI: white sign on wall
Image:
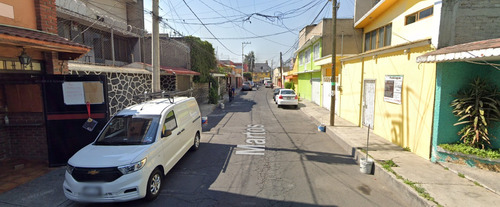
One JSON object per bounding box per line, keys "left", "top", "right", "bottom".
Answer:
{"left": 62, "top": 81, "right": 104, "bottom": 105}
{"left": 384, "top": 75, "right": 403, "bottom": 104}
{"left": 62, "top": 82, "right": 85, "bottom": 105}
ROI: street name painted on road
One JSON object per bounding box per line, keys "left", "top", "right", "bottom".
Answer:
{"left": 236, "top": 124, "right": 266, "bottom": 155}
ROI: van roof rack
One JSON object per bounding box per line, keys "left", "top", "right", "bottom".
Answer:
{"left": 133, "top": 89, "right": 193, "bottom": 103}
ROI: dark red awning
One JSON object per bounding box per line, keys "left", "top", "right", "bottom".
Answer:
{"left": 160, "top": 67, "right": 200, "bottom": 75}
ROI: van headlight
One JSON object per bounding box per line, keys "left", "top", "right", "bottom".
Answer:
{"left": 117, "top": 158, "right": 147, "bottom": 175}
{"left": 66, "top": 164, "right": 75, "bottom": 174}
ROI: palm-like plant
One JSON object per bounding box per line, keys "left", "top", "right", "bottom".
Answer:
{"left": 451, "top": 77, "right": 500, "bottom": 149}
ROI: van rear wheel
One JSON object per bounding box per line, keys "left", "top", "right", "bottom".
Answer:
{"left": 144, "top": 168, "right": 162, "bottom": 201}
{"left": 191, "top": 132, "right": 200, "bottom": 151}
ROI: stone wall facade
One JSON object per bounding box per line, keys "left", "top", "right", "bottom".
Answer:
{"left": 69, "top": 70, "right": 152, "bottom": 116}
{"left": 161, "top": 75, "right": 176, "bottom": 91}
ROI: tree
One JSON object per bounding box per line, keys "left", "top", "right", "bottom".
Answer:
{"left": 184, "top": 36, "right": 216, "bottom": 83}
{"left": 243, "top": 72, "right": 252, "bottom": 81}
{"left": 244, "top": 51, "right": 255, "bottom": 72}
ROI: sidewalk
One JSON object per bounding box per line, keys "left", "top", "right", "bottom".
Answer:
{"left": 298, "top": 99, "right": 500, "bottom": 206}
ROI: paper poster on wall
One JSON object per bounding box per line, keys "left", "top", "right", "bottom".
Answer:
{"left": 384, "top": 75, "right": 403, "bottom": 104}
{"left": 62, "top": 82, "right": 85, "bottom": 105}
{"left": 62, "top": 81, "right": 104, "bottom": 105}
{"left": 83, "top": 82, "right": 105, "bottom": 104}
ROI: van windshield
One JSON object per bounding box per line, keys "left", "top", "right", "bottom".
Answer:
{"left": 94, "top": 115, "right": 160, "bottom": 145}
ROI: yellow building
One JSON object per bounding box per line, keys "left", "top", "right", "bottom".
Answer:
{"left": 251, "top": 62, "right": 272, "bottom": 82}
{"left": 339, "top": 0, "right": 438, "bottom": 159}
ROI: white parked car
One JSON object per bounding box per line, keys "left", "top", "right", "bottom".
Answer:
{"left": 63, "top": 97, "right": 202, "bottom": 202}
{"left": 275, "top": 89, "right": 298, "bottom": 108}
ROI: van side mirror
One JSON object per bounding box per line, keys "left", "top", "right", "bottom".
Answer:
{"left": 162, "top": 130, "right": 172, "bottom": 137}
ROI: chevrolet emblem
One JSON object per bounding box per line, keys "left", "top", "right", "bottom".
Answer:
{"left": 87, "top": 170, "right": 100, "bottom": 175}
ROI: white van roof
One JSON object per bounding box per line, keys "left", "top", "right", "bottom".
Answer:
{"left": 117, "top": 97, "right": 193, "bottom": 116}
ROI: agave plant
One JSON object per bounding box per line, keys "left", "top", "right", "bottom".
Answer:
{"left": 451, "top": 77, "right": 500, "bottom": 149}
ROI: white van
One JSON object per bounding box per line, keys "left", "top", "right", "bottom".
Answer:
{"left": 63, "top": 97, "right": 202, "bottom": 202}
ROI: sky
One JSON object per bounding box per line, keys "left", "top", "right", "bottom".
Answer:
{"left": 144, "top": 0, "right": 355, "bottom": 69}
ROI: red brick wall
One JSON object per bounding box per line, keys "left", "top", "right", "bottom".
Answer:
{"left": 0, "top": 126, "right": 9, "bottom": 160}
{"left": 7, "top": 113, "right": 47, "bottom": 161}
{"left": 43, "top": 51, "right": 69, "bottom": 75}
{"left": 0, "top": 85, "right": 7, "bottom": 160}
{"left": 34, "top": 0, "right": 57, "bottom": 34}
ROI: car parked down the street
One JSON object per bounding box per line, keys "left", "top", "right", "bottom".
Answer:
{"left": 273, "top": 88, "right": 283, "bottom": 102}
{"left": 242, "top": 81, "right": 252, "bottom": 91}
{"left": 264, "top": 80, "right": 273, "bottom": 88}
{"left": 275, "top": 89, "right": 298, "bottom": 108}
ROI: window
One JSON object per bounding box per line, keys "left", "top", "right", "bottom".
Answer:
{"left": 299, "top": 53, "right": 303, "bottom": 65}
{"left": 305, "top": 48, "right": 311, "bottom": 64}
{"left": 162, "top": 111, "right": 177, "bottom": 135}
{"left": 95, "top": 115, "right": 159, "bottom": 145}
{"left": 0, "top": 58, "right": 42, "bottom": 72}
{"left": 405, "top": 7, "right": 433, "bottom": 25}
{"left": 313, "top": 42, "right": 320, "bottom": 60}
{"left": 364, "top": 23, "right": 392, "bottom": 51}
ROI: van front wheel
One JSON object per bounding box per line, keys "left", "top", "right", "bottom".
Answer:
{"left": 144, "top": 168, "right": 162, "bottom": 201}
{"left": 191, "top": 133, "right": 200, "bottom": 151}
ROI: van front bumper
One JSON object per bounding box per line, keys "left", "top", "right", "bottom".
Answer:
{"left": 63, "top": 170, "right": 149, "bottom": 202}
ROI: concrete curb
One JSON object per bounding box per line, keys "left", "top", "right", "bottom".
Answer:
{"left": 302, "top": 112, "right": 436, "bottom": 207}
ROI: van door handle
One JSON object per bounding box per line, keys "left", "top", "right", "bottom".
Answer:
{"left": 177, "top": 128, "right": 185, "bottom": 135}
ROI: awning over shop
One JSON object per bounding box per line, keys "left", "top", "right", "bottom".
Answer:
{"left": 68, "top": 62, "right": 151, "bottom": 74}
{"left": 285, "top": 74, "right": 298, "bottom": 79}
{"left": 417, "top": 38, "right": 500, "bottom": 63}
{"left": 0, "top": 24, "right": 90, "bottom": 60}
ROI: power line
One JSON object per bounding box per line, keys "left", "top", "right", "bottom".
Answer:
{"left": 181, "top": 0, "right": 239, "bottom": 56}
{"left": 199, "top": 0, "right": 293, "bottom": 47}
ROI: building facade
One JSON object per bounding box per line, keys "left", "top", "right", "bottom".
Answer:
{"left": 0, "top": 0, "right": 89, "bottom": 162}
{"left": 295, "top": 18, "right": 362, "bottom": 109}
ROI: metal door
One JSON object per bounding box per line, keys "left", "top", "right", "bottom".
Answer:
{"left": 311, "top": 78, "right": 321, "bottom": 105}
{"left": 43, "top": 75, "right": 108, "bottom": 166}
{"left": 362, "top": 80, "right": 376, "bottom": 129}
{"left": 322, "top": 79, "right": 331, "bottom": 110}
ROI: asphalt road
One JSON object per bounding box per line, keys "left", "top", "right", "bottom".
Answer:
{"left": 60, "top": 87, "right": 407, "bottom": 206}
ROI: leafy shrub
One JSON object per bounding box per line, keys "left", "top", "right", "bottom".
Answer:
{"left": 208, "top": 87, "right": 219, "bottom": 104}
{"left": 440, "top": 143, "right": 500, "bottom": 159}
{"left": 451, "top": 77, "right": 500, "bottom": 149}
{"left": 284, "top": 82, "right": 294, "bottom": 90}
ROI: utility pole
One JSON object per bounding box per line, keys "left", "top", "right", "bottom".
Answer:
{"left": 280, "top": 52, "right": 283, "bottom": 88}
{"left": 330, "top": 0, "right": 337, "bottom": 126}
{"left": 152, "top": 0, "right": 160, "bottom": 92}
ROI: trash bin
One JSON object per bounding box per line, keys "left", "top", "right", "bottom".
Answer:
{"left": 360, "top": 157, "right": 374, "bottom": 174}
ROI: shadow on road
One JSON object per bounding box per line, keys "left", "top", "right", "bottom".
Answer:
{"left": 68, "top": 142, "right": 338, "bottom": 207}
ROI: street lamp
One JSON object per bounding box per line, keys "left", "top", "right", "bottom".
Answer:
{"left": 18, "top": 48, "right": 31, "bottom": 68}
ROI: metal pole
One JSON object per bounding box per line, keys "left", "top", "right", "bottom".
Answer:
{"left": 280, "top": 52, "right": 283, "bottom": 88}
{"left": 152, "top": 0, "right": 161, "bottom": 92}
{"left": 111, "top": 29, "right": 115, "bottom": 66}
{"left": 330, "top": 0, "right": 337, "bottom": 126}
